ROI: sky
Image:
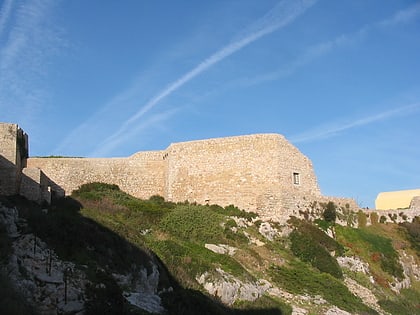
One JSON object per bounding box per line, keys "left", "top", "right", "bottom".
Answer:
{"left": 1, "top": 0, "right": 419, "bottom": 208}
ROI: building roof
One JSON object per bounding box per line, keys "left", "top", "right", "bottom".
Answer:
{"left": 375, "top": 189, "right": 420, "bottom": 210}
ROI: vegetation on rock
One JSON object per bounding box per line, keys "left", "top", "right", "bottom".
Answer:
{"left": 1, "top": 183, "right": 419, "bottom": 314}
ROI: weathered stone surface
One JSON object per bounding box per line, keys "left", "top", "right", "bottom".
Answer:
{"left": 258, "top": 222, "right": 279, "bottom": 241}
{"left": 26, "top": 134, "right": 325, "bottom": 220}
{"left": 205, "top": 244, "right": 237, "bottom": 256}
{"left": 196, "top": 268, "right": 272, "bottom": 305}
{"left": 344, "top": 277, "right": 382, "bottom": 313}
{"left": 337, "top": 256, "right": 370, "bottom": 274}
{"left": 325, "top": 306, "right": 352, "bottom": 315}
{"left": 0, "top": 203, "right": 166, "bottom": 314}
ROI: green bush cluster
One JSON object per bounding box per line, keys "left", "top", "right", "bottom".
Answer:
{"left": 72, "top": 182, "right": 121, "bottom": 200}
{"left": 322, "top": 201, "right": 337, "bottom": 223}
{"left": 378, "top": 288, "right": 420, "bottom": 315}
{"left": 160, "top": 205, "right": 225, "bottom": 244}
{"left": 210, "top": 204, "right": 258, "bottom": 221}
{"left": 400, "top": 218, "right": 420, "bottom": 252}
{"left": 289, "top": 219, "right": 343, "bottom": 278}
{"left": 357, "top": 211, "right": 367, "bottom": 228}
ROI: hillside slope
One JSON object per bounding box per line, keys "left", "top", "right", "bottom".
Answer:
{"left": 1, "top": 183, "right": 419, "bottom": 314}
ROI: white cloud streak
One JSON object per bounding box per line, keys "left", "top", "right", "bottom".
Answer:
{"left": 290, "top": 103, "right": 420, "bottom": 143}
{"left": 0, "top": 0, "right": 61, "bottom": 123}
{"left": 379, "top": 2, "right": 420, "bottom": 27}
{"left": 234, "top": 2, "right": 420, "bottom": 88}
{"left": 93, "top": 0, "right": 317, "bottom": 156}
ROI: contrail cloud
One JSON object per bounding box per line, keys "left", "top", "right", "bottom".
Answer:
{"left": 290, "top": 103, "right": 420, "bottom": 143}
{"left": 96, "top": 0, "right": 317, "bottom": 155}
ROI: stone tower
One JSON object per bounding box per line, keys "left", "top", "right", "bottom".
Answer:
{"left": 0, "top": 123, "right": 28, "bottom": 195}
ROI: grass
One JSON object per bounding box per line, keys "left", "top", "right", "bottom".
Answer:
{"left": 5, "top": 183, "right": 418, "bottom": 315}
{"left": 335, "top": 225, "right": 404, "bottom": 280}
{"left": 160, "top": 205, "right": 226, "bottom": 244}
{"left": 269, "top": 260, "right": 378, "bottom": 314}
{"left": 378, "top": 287, "right": 420, "bottom": 315}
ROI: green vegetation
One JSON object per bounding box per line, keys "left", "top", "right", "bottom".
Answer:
{"left": 322, "top": 201, "right": 337, "bottom": 223}
{"left": 2, "top": 183, "right": 419, "bottom": 315}
{"left": 336, "top": 225, "right": 404, "bottom": 280}
{"left": 289, "top": 218, "right": 344, "bottom": 279}
{"left": 400, "top": 217, "right": 420, "bottom": 252}
{"left": 160, "top": 205, "right": 225, "bottom": 243}
{"left": 269, "top": 261, "right": 377, "bottom": 314}
{"left": 357, "top": 210, "right": 367, "bottom": 228}
{"left": 378, "top": 287, "right": 420, "bottom": 315}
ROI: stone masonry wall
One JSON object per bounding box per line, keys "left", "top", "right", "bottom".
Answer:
{"left": 21, "top": 168, "right": 51, "bottom": 204}
{"left": 165, "top": 134, "right": 321, "bottom": 216}
{"left": 27, "top": 151, "right": 166, "bottom": 199}
{"left": 26, "top": 134, "right": 324, "bottom": 218}
{"left": 0, "top": 123, "right": 28, "bottom": 195}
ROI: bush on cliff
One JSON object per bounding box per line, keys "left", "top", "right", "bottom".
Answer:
{"left": 288, "top": 218, "right": 344, "bottom": 279}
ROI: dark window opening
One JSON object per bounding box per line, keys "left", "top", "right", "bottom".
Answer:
{"left": 293, "top": 172, "right": 300, "bottom": 185}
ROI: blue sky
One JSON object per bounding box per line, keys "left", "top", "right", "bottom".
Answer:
{"left": 1, "top": 0, "right": 419, "bottom": 207}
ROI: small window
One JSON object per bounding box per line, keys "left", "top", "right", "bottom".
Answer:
{"left": 293, "top": 172, "right": 300, "bottom": 185}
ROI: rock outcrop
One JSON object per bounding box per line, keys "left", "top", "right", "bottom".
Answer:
{"left": 0, "top": 203, "right": 166, "bottom": 314}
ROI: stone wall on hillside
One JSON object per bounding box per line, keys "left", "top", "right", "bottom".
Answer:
{"left": 26, "top": 134, "right": 323, "bottom": 218}
{"left": 410, "top": 196, "right": 420, "bottom": 211}
{"left": 27, "top": 151, "right": 166, "bottom": 198}
{"left": 165, "top": 134, "right": 321, "bottom": 215}
{"left": 2, "top": 122, "right": 361, "bottom": 220}
{"left": 0, "top": 123, "right": 28, "bottom": 195}
{"left": 365, "top": 208, "right": 420, "bottom": 225}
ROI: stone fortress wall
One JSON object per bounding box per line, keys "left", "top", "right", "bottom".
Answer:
{"left": 27, "top": 151, "right": 166, "bottom": 201}
{"left": 2, "top": 122, "right": 358, "bottom": 219}
{"left": 26, "top": 134, "right": 326, "bottom": 217}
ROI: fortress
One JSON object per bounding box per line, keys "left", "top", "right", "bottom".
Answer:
{"left": 1, "top": 122, "right": 358, "bottom": 220}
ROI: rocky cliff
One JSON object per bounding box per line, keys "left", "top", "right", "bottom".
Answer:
{"left": 1, "top": 185, "right": 419, "bottom": 315}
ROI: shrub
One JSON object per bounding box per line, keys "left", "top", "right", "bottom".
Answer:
{"left": 378, "top": 288, "right": 420, "bottom": 315}
{"left": 72, "top": 182, "right": 120, "bottom": 200}
{"left": 210, "top": 204, "right": 257, "bottom": 221}
{"left": 357, "top": 211, "right": 367, "bottom": 228}
{"left": 269, "top": 261, "right": 377, "bottom": 314}
{"left": 290, "top": 229, "right": 342, "bottom": 279}
{"left": 400, "top": 219, "right": 420, "bottom": 252}
{"left": 160, "top": 205, "right": 225, "bottom": 243}
{"left": 322, "top": 201, "right": 337, "bottom": 223}
{"left": 289, "top": 219, "right": 344, "bottom": 278}
{"left": 370, "top": 212, "right": 379, "bottom": 225}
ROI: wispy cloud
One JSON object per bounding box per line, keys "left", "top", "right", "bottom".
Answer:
{"left": 379, "top": 2, "right": 420, "bottom": 27}
{"left": 234, "top": 2, "right": 420, "bottom": 88}
{"left": 289, "top": 103, "right": 420, "bottom": 143}
{"left": 92, "top": 0, "right": 318, "bottom": 156}
{"left": 0, "top": 0, "right": 62, "bottom": 125}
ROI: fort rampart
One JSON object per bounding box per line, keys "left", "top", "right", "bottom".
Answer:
{"left": 26, "top": 134, "right": 324, "bottom": 217}
{"left": 1, "top": 122, "right": 360, "bottom": 220}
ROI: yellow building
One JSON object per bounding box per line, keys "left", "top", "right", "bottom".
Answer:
{"left": 375, "top": 189, "right": 420, "bottom": 210}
